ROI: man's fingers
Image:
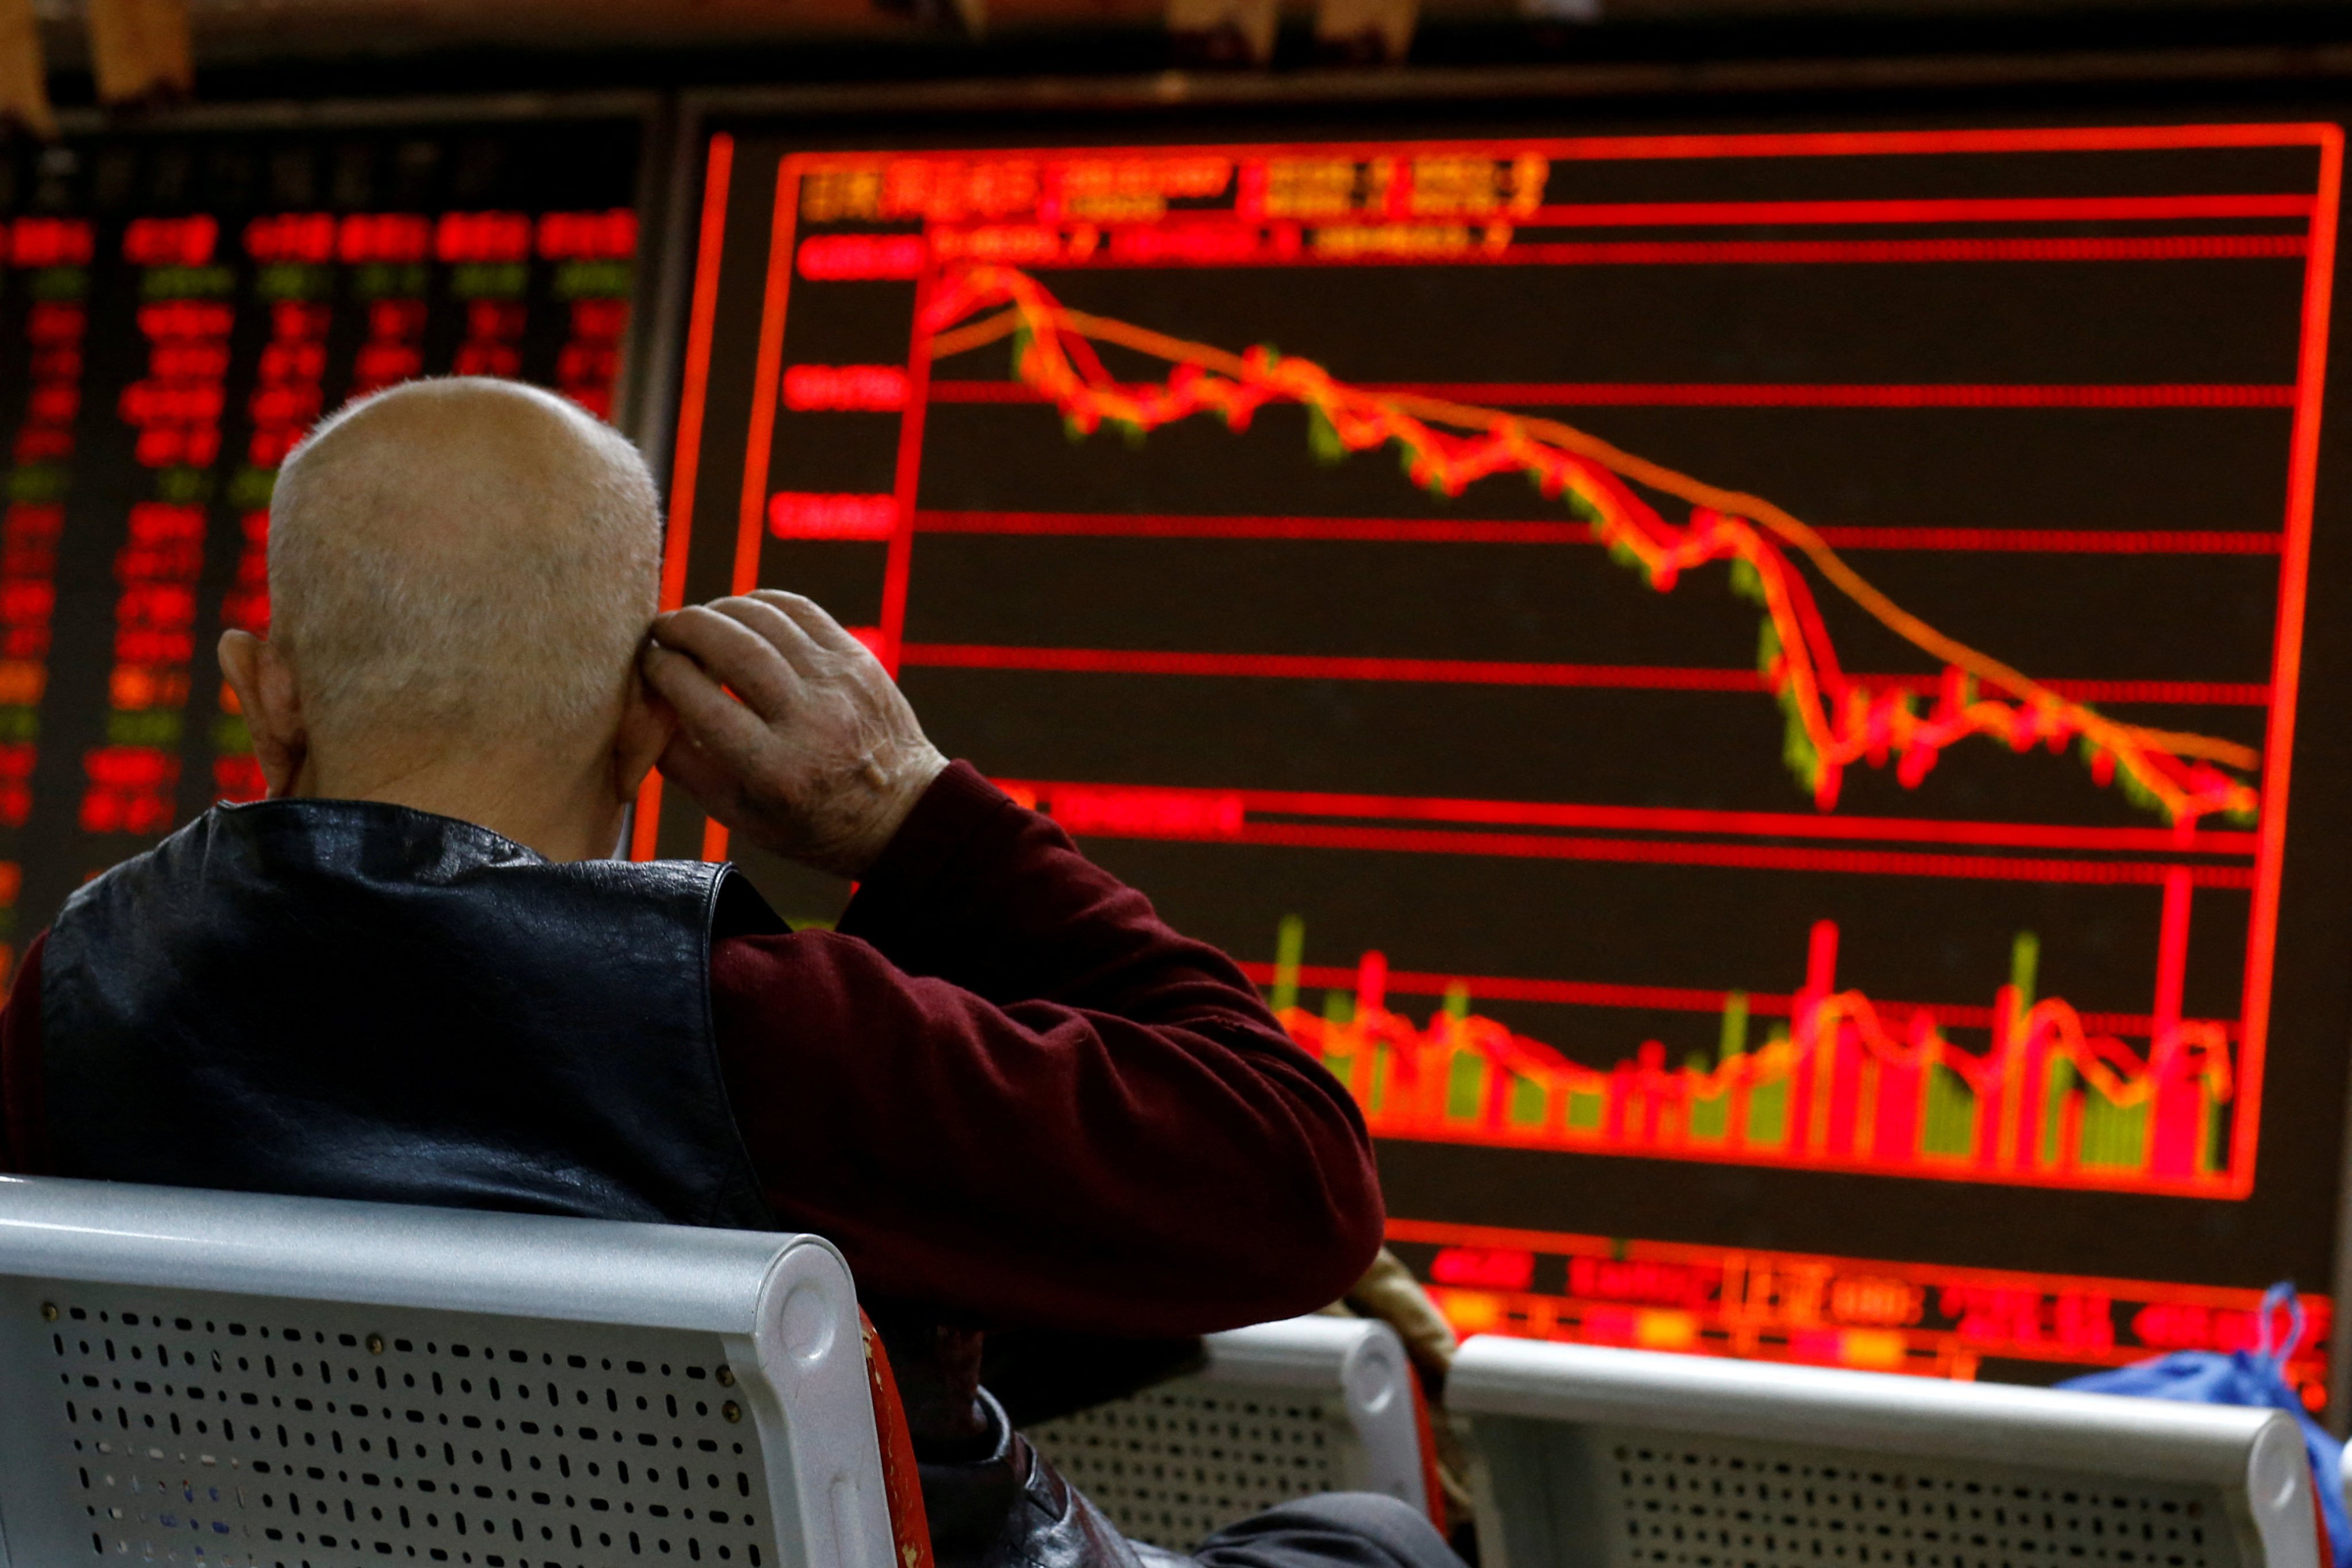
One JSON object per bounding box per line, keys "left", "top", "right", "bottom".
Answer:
{"left": 750, "top": 590, "right": 872, "bottom": 661}
{"left": 639, "top": 643, "right": 778, "bottom": 778}
{"left": 652, "top": 725, "right": 751, "bottom": 827}
{"left": 650, "top": 604, "right": 806, "bottom": 719}
{"left": 713, "top": 594, "right": 829, "bottom": 678}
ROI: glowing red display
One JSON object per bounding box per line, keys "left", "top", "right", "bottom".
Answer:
{"left": 121, "top": 215, "right": 218, "bottom": 268}
{"left": 434, "top": 211, "right": 532, "bottom": 264}
{"left": 644, "top": 119, "right": 2352, "bottom": 1396}
{"left": 1395, "top": 1215, "right": 2330, "bottom": 1402}
{"left": 242, "top": 213, "right": 336, "bottom": 264}
{"left": 795, "top": 234, "right": 926, "bottom": 281}
{"left": 783, "top": 364, "right": 910, "bottom": 412}
{"left": 7, "top": 217, "right": 93, "bottom": 268}
{"left": 339, "top": 213, "right": 431, "bottom": 264}
{"left": 0, "top": 114, "right": 649, "bottom": 1001}
{"left": 767, "top": 492, "right": 897, "bottom": 540}
{"left": 535, "top": 209, "right": 639, "bottom": 260}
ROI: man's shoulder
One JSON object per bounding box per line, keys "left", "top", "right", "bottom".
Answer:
{"left": 54, "top": 801, "right": 768, "bottom": 954}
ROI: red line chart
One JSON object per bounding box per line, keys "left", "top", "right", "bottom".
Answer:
{"left": 667, "top": 123, "right": 2345, "bottom": 1225}
{"left": 918, "top": 262, "right": 2262, "bottom": 830}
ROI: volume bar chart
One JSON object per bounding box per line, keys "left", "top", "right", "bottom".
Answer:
{"left": 1270, "top": 905, "right": 2229, "bottom": 1187}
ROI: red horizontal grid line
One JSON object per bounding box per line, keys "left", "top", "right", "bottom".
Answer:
{"left": 1233, "top": 959, "right": 2180, "bottom": 1037}
{"left": 1503, "top": 235, "right": 2304, "bottom": 265}
{"left": 1422, "top": 235, "right": 2305, "bottom": 266}
{"left": 912, "top": 509, "right": 2287, "bottom": 556}
{"left": 927, "top": 383, "right": 1076, "bottom": 403}
{"left": 1228, "top": 820, "right": 2256, "bottom": 886}
{"left": 1358, "top": 383, "right": 2300, "bottom": 409}
{"left": 1001, "top": 777, "right": 2259, "bottom": 855}
{"left": 2040, "top": 677, "right": 2269, "bottom": 705}
{"left": 1525, "top": 123, "right": 2340, "bottom": 162}
{"left": 1374, "top": 1117, "right": 2228, "bottom": 1195}
{"left": 1243, "top": 958, "right": 1791, "bottom": 1017}
{"left": 924, "top": 382, "right": 2298, "bottom": 409}
{"left": 1515, "top": 194, "right": 2315, "bottom": 227}
{"left": 779, "top": 122, "right": 2339, "bottom": 176}
{"left": 1520, "top": 123, "right": 2342, "bottom": 161}
{"left": 916, "top": 509, "right": 1598, "bottom": 544}
{"left": 1030, "top": 234, "right": 2308, "bottom": 271}
{"left": 1814, "top": 526, "right": 2283, "bottom": 554}
{"left": 1821, "top": 673, "right": 2272, "bottom": 706}
{"left": 1381, "top": 1216, "right": 2277, "bottom": 1306}
{"left": 900, "top": 643, "right": 2270, "bottom": 705}
{"left": 903, "top": 643, "right": 1758, "bottom": 689}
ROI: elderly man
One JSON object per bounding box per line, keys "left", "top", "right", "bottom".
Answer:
{"left": 0, "top": 379, "right": 1457, "bottom": 1568}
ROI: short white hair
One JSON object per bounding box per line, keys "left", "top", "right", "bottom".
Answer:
{"left": 269, "top": 377, "right": 661, "bottom": 758}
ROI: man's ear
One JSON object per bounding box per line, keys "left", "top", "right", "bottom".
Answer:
{"left": 612, "top": 663, "right": 678, "bottom": 803}
{"left": 218, "top": 630, "right": 308, "bottom": 799}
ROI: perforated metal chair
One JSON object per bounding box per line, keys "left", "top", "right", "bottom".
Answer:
{"left": 1024, "top": 1314, "right": 1431, "bottom": 1552}
{"left": 0, "top": 1173, "right": 904, "bottom": 1568}
{"left": 1450, "top": 1335, "right": 2322, "bottom": 1568}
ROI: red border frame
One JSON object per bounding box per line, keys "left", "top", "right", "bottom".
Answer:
{"left": 670, "top": 120, "right": 2345, "bottom": 1203}
{"left": 632, "top": 131, "right": 735, "bottom": 863}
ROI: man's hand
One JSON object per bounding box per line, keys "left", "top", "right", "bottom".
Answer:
{"left": 641, "top": 592, "right": 948, "bottom": 877}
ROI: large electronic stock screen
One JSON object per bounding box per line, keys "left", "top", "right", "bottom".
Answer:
{"left": 0, "top": 102, "right": 651, "bottom": 958}
{"left": 661, "top": 113, "right": 2352, "bottom": 1404}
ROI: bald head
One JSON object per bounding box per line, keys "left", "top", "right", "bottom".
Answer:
{"left": 267, "top": 379, "right": 661, "bottom": 773}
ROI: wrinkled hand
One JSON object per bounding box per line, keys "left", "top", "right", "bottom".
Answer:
{"left": 641, "top": 592, "right": 948, "bottom": 877}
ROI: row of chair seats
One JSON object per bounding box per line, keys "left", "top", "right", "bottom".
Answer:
{"left": 0, "top": 1175, "right": 2322, "bottom": 1568}
{"left": 1035, "top": 1315, "right": 2319, "bottom": 1568}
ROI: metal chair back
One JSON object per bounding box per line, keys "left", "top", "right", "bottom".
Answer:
{"left": 0, "top": 1174, "right": 893, "bottom": 1568}
{"left": 1449, "top": 1335, "right": 2321, "bottom": 1568}
{"left": 1026, "top": 1314, "right": 1428, "bottom": 1551}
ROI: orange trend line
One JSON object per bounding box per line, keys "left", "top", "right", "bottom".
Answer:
{"left": 921, "top": 265, "right": 2262, "bottom": 829}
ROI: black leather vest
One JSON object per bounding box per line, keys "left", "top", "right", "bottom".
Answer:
{"left": 41, "top": 798, "right": 778, "bottom": 1231}
{"left": 40, "top": 798, "right": 1206, "bottom": 1568}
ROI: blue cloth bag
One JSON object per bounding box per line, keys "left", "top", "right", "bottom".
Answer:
{"left": 2057, "top": 1284, "right": 2345, "bottom": 1566}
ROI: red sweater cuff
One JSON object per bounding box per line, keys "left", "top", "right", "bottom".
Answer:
{"left": 839, "top": 761, "right": 1026, "bottom": 960}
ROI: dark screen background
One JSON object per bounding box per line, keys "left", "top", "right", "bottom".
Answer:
{"left": 658, "top": 98, "right": 2352, "bottom": 1401}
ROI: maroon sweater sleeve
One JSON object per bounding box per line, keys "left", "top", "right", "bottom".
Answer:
{"left": 711, "top": 762, "right": 1383, "bottom": 1336}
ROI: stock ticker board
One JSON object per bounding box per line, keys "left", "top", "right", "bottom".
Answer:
{"left": 658, "top": 115, "right": 2352, "bottom": 1404}
{"left": 0, "top": 106, "right": 650, "bottom": 961}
